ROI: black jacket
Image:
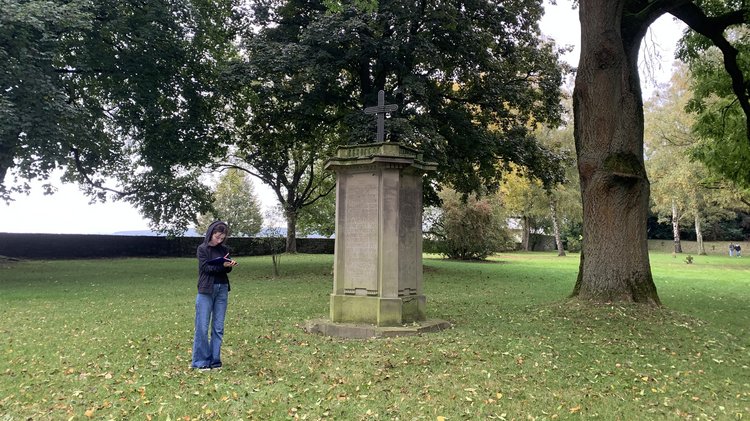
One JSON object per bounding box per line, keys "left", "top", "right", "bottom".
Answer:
{"left": 196, "top": 221, "right": 232, "bottom": 294}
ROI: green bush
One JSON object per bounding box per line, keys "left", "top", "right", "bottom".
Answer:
{"left": 565, "top": 235, "right": 582, "bottom": 253}
{"left": 437, "top": 193, "right": 513, "bottom": 260}
{"left": 422, "top": 238, "right": 444, "bottom": 254}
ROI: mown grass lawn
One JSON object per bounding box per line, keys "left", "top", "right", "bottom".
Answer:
{"left": 1, "top": 251, "right": 748, "bottom": 420}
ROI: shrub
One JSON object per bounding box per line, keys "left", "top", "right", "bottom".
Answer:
{"left": 435, "top": 192, "right": 513, "bottom": 260}
{"left": 565, "top": 235, "right": 582, "bottom": 253}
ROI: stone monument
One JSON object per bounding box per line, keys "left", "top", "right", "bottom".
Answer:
{"left": 305, "top": 90, "right": 450, "bottom": 338}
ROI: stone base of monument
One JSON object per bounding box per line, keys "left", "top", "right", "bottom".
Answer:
{"left": 329, "top": 294, "right": 427, "bottom": 326}
{"left": 303, "top": 318, "right": 451, "bottom": 339}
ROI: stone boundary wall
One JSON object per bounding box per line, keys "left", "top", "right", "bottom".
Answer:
{"left": 0, "top": 233, "right": 334, "bottom": 259}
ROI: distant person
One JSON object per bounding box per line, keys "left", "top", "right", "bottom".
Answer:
{"left": 736, "top": 244, "right": 742, "bottom": 257}
{"left": 729, "top": 243, "right": 735, "bottom": 257}
{"left": 191, "top": 221, "right": 237, "bottom": 370}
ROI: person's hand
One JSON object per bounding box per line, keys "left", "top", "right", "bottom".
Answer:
{"left": 223, "top": 260, "right": 237, "bottom": 267}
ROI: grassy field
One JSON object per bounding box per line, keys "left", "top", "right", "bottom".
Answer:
{"left": 647, "top": 239, "right": 749, "bottom": 257}
{"left": 1, "top": 250, "right": 748, "bottom": 420}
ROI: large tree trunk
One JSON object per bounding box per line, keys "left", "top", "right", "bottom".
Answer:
{"left": 521, "top": 215, "right": 531, "bottom": 251}
{"left": 672, "top": 200, "right": 683, "bottom": 254}
{"left": 695, "top": 214, "right": 706, "bottom": 255}
{"left": 285, "top": 209, "right": 298, "bottom": 253}
{"left": 571, "top": 1, "right": 660, "bottom": 305}
{"left": 550, "top": 196, "right": 566, "bottom": 257}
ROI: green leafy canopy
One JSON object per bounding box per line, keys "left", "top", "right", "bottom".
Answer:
{"left": 233, "top": 0, "right": 570, "bottom": 203}
{"left": 1, "top": 0, "right": 243, "bottom": 234}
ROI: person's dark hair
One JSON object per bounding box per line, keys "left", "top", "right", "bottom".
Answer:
{"left": 212, "top": 223, "right": 227, "bottom": 234}
{"left": 208, "top": 222, "right": 229, "bottom": 245}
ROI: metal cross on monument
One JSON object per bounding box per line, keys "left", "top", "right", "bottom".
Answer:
{"left": 364, "top": 90, "right": 398, "bottom": 142}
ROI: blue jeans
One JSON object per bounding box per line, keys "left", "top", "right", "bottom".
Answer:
{"left": 192, "top": 283, "right": 229, "bottom": 368}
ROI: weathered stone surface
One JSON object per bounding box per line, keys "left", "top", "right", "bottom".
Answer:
{"left": 303, "top": 318, "right": 452, "bottom": 339}
{"left": 321, "top": 142, "right": 437, "bottom": 328}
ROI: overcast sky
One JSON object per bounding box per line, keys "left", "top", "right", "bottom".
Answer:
{"left": 0, "top": 1, "right": 686, "bottom": 235}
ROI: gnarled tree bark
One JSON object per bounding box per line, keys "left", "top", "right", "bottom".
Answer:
{"left": 572, "top": 0, "right": 750, "bottom": 304}
{"left": 572, "top": 0, "right": 660, "bottom": 304}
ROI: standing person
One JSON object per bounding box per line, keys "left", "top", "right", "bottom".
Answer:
{"left": 729, "top": 243, "right": 735, "bottom": 257}
{"left": 736, "top": 244, "right": 742, "bottom": 257}
{"left": 192, "top": 221, "right": 237, "bottom": 370}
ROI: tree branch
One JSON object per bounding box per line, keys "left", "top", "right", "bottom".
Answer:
{"left": 670, "top": 4, "right": 750, "bottom": 140}
{"left": 619, "top": 0, "right": 697, "bottom": 57}
{"left": 300, "top": 178, "right": 335, "bottom": 208}
{"left": 54, "top": 67, "right": 116, "bottom": 75}
{"left": 70, "top": 147, "right": 130, "bottom": 197}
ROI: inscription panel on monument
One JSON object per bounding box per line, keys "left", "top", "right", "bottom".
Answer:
{"left": 343, "top": 172, "right": 379, "bottom": 293}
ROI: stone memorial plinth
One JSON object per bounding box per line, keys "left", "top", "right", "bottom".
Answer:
{"left": 323, "top": 142, "right": 437, "bottom": 327}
